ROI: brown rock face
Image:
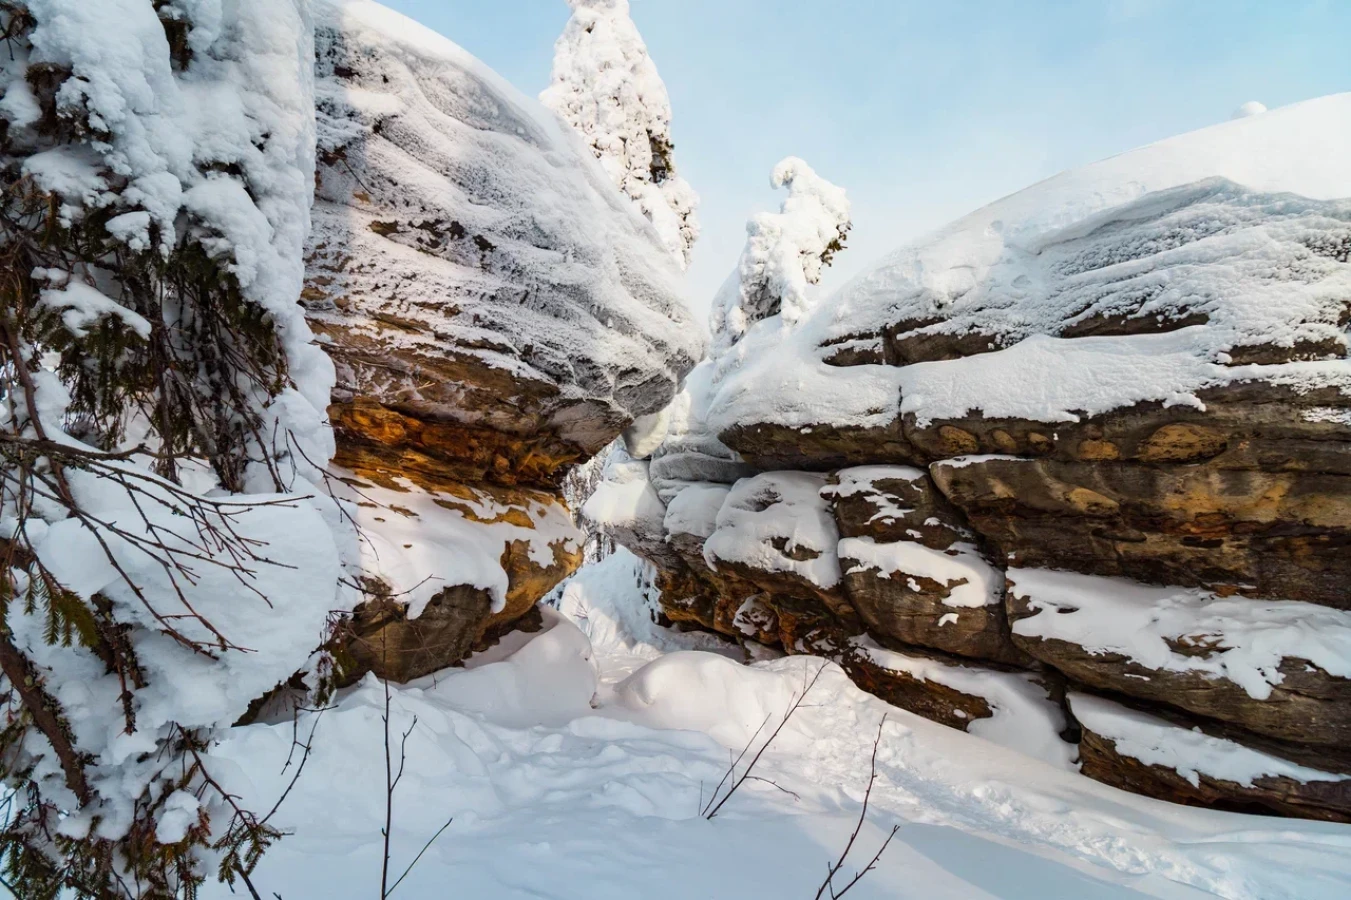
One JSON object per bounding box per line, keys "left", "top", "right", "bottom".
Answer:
{"left": 931, "top": 455, "right": 1351, "bottom": 609}
{"left": 1008, "top": 588, "right": 1351, "bottom": 747}
{"left": 1073, "top": 695, "right": 1351, "bottom": 824}
{"left": 840, "top": 561, "right": 1027, "bottom": 666}
{"left": 825, "top": 467, "right": 1028, "bottom": 665}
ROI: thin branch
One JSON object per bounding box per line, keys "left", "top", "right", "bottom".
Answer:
{"left": 815, "top": 714, "right": 898, "bottom": 900}
{"left": 385, "top": 817, "right": 453, "bottom": 897}
{"left": 704, "top": 664, "right": 825, "bottom": 820}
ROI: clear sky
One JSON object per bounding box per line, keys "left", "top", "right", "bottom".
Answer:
{"left": 380, "top": 0, "right": 1350, "bottom": 321}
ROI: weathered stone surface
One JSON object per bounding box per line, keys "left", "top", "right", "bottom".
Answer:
{"left": 1008, "top": 574, "right": 1351, "bottom": 746}
{"left": 1073, "top": 694, "right": 1351, "bottom": 824}
{"left": 908, "top": 382, "right": 1351, "bottom": 476}
{"left": 824, "top": 467, "right": 1028, "bottom": 665}
{"left": 840, "top": 560, "right": 1028, "bottom": 666}
{"left": 824, "top": 466, "right": 969, "bottom": 547}
{"left": 703, "top": 472, "right": 856, "bottom": 624}
{"left": 720, "top": 420, "right": 918, "bottom": 473}
{"left": 931, "top": 454, "right": 1351, "bottom": 608}
{"left": 770, "top": 598, "right": 1069, "bottom": 762}
{"left": 339, "top": 585, "right": 493, "bottom": 684}
{"left": 332, "top": 473, "right": 583, "bottom": 683}
{"left": 303, "top": 13, "right": 701, "bottom": 681}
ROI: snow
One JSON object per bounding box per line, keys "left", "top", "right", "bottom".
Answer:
{"left": 706, "top": 94, "right": 1351, "bottom": 436}
{"left": 10, "top": 459, "right": 342, "bottom": 840}
{"left": 839, "top": 537, "right": 1002, "bottom": 609}
{"left": 704, "top": 471, "right": 842, "bottom": 589}
{"left": 541, "top": 0, "right": 700, "bottom": 269}
{"left": 309, "top": 0, "right": 702, "bottom": 429}
{"left": 581, "top": 451, "right": 667, "bottom": 539}
{"left": 37, "top": 280, "right": 152, "bottom": 339}
{"left": 551, "top": 548, "right": 744, "bottom": 679}
{"left": 1, "top": 0, "right": 344, "bottom": 849}
{"left": 330, "top": 473, "right": 580, "bottom": 618}
{"left": 851, "top": 637, "right": 1076, "bottom": 770}
{"left": 196, "top": 564, "right": 1351, "bottom": 900}
{"left": 1071, "top": 693, "right": 1349, "bottom": 789}
{"left": 23, "top": 0, "right": 334, "bottom": 474}
{"left": 648, "top": 361, "right": 753, "bottom": 501}
{"left": 1008, "top": 568, "right": 1351, "bottom": 700}
{"left": 1233, "top": 101, "right": 1268, "bottom": 119}
{"left": 662, "top": 482, "right": 730, "bottom": 539}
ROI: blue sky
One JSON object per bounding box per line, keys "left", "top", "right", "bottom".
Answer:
{"left": 382, "top": 0, "right": 1350, "bottom": 320}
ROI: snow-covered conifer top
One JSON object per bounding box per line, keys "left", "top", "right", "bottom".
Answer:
{"left": 542, "top": 0, "right": 700, "bottom": 269}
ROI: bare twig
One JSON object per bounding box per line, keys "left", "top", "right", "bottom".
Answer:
{"left": 377, "top": 647, "right": 452, "bottom": 899}
{"left": 814, "top": 715, "right": 899, "bottom": 899}
{"left": 703, "top": 664, "right": 825, "bottom": 820}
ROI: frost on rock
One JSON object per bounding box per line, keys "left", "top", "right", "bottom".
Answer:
{"left": 541, "top": 0, "right": 700, "bottom": 269}
{"left": 709, "top": 157, "right": 852, "bottom": 355}
{"left": 307, "top": 0, "right": 702, "bottom": 474}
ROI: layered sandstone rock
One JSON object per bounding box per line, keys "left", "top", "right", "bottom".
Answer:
{"left": 596, "top": 96, "right": 1351, "bottom": 821}
{"left": 1072, "top": 694, "right": 1351, "bottom": 823}
{"left": 827, "top": 467, "right": 1027, "bottom": 665}
{"left": 310, "top": 1, "right": 701, "bottom": 681}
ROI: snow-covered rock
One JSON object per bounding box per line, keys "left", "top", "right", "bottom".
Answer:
{"left": 708, "top": 94, "right": 1351, "bottom": 470}
{"left": 604, "top": 93, "right": 1351, "bottom": 823}
{"left": 307, "top": 0, "right": 703, "bottom": 490}
{"left": 304, "top": 0, "right": 702, "bottom": 682}
{"left": 1010, "top": 569, "right": 1351, "bottom": 746}
{"left": 1073, "top": 693, "right": 1351, "bottom": 823}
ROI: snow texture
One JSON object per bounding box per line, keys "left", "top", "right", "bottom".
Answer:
{"left": 2, "top": 0, "right": 345, "bottom": 843}
{"left": 850, "top": 637, "right": 1076, "bottom": 770}
{"left": 541, "top": 0, "right": 700, "bottom": 269}
{"left": 309, "top": 0, "right": 703, "bottom": 428}
{"left": 198, "top": 575, "right": 1351, "bottom": 900}
{"left": 21, "top": 0, "right": 335, "bottom": 488}
{"left": 648, "top": 361, "right": 754, "bottom": 502}
{"left": 839, "top": 537, "right": 1001, "bottom": 609}
{"left": 1071, "top": 693, "right": 1348, "bottom": 789}
{"left": 581, "top": 450, "right": 667, "bottom": 538}
{"left": 330, "top": 474, "right": 580, "bottom": 618}
{"left": 704, "top": 472, "right": 841, "bottom": 589}
{"left": 1008, "top": 568, "right": 1351, "bottom": 701}
{"left": 663, "top": 482, "right": 730, "bottom": 540}
{"left": 709, "top": 157, "right": 852, "bottom": 354}
{"left": 708, "top": 94, "right": 1351, "bottom": 435}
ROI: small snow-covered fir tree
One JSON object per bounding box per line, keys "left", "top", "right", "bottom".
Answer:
{"left": 542, "top": 0, "right": 700, "bottom": 270}
{"left": 0, "top": 2, "right": 341, "bottom": 895}
{"left": 710, "top": 157, "right": 851, "bottom": 354}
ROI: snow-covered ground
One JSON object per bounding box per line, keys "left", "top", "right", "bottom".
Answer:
{"left": 198, "top": 550, "right": 1351, "bottom": 900}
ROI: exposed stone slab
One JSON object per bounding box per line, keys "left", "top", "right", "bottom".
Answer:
{"left": 931, "top": 454, "right": 1351, "bottom": 608}
{"left": 1009, "top": 569, "right": 1351, "bottom": 746}
{"left": 1072, "top": 693, "right": 1351, "bottom": 824}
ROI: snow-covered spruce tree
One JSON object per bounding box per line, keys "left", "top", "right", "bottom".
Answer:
{"left": 0, "top": 2, "right": 341, "bottom": 896}
{"left": 709, "top": 157, "right": 851, "bottom": 354}
{"left": 542, "top": 0, "right": 700, "bottom": 270}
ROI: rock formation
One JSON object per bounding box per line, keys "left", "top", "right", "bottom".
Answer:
{"left": 595, "top": 95, "right": 1351, "bottom": 821}
{"left": 307, "top": 0, "right": 702, "bottom": 682}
